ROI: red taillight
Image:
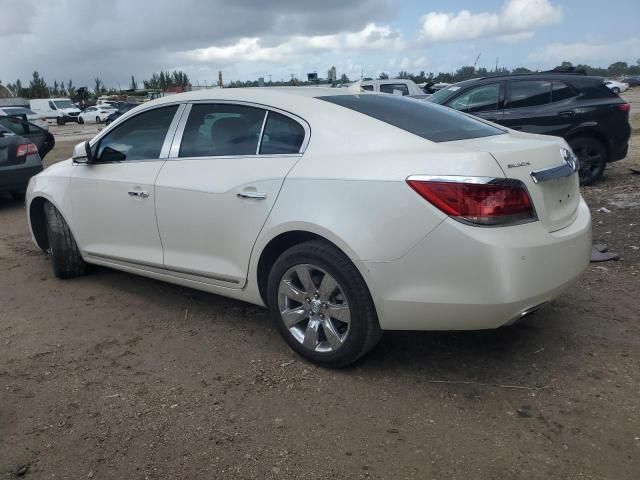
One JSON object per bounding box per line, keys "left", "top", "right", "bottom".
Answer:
{"left": 406, "top": 177, "right": 535, "bottom": 226}
{"left": 615, "top": 103, "right": 631, "bottom": 112}
{"left": 16, "top": 143, "right": 38, "bottom": 157}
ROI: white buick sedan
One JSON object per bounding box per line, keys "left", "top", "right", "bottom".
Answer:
{"left": 26, "top": 88, "right": 591, "bottom": 367}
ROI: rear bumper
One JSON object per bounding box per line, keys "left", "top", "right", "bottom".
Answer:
{"left": 0, "top": 157, "right": 43, "bottom": 192}
{"left": 364, "top": 198, "right": 592, "bottom": 330}
{"left": 609, "top": 141, "right": 629, "bottom": 162}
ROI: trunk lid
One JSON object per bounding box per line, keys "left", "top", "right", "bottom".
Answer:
{"left": 449, "top": 132, "right": 580, "bottom": 232}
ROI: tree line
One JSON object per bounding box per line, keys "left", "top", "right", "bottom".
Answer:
{"left": 3, "top": 60, "right": 638, "bottom": 98}
{"left": 3, "top": 70, "right": 190, "bottom": 99}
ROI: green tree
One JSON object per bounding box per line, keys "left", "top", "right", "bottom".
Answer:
{"left": 67, "top": 80, "right": 76, "bottom": 99}
{"left": 29, "top": 71, "right": 48, "bottom": 98}
{"left": 607, "top": 61, "right": 628, "bottom": 77}
{"left": 93, "top": 77, "right": 103, "bottom": 97}
{"left": 378, "top": 72, "right": 389, "bottom": 80}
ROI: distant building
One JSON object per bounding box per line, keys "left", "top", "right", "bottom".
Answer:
{"left": 307, "top": 72, "right": 318, "bottom": 82}
{"left": 327, "top": 66, "right": 337, "bottom": 82}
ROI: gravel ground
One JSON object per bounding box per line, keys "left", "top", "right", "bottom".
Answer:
{"left": 1, "top": 92, "right": 639, "bottom": 479}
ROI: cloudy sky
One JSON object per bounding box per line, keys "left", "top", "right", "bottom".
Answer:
{"left": 1, "top": 0, "right": 638, "bottom": 89}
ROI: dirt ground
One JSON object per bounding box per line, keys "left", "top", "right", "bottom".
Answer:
{"left": 1, "top": 93, "right": 639, "bottom": 479}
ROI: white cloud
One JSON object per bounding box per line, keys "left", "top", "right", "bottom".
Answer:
{"left": 528, "top": 37, "right": 640, "bottom": 66}
{"left": 184, "top": 23, "right": 404, "bottom": 65}
{"left": 419, "top": 0, "right": 562, "bottom": 43}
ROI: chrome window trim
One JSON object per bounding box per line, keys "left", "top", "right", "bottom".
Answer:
{"left": 169, "top": 103, "right": 192, "bottom": 158}
{"left": 168, "top": 99, "right": 311, "bottom": 159}
{"left": 256, "top": 110, "right": 269, "bottom": 155}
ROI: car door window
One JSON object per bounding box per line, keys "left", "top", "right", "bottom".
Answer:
{"left": 510, "top": 80, "right": 551, "bottom": 108}
{"left": 179, "top": 103, "right": 266, "bottom": 157}
{"left": 0, "top": 116, "right": 29, "bottom": 135}
{"left": 95, "top": 105, "right": 178, "bottom": 162}
{"left": 448, "top": 83, "right": 500, "bottom": 113}
{"left": 552, "top": 81, "right": 577, "bottom": 102}
{"left": 361, "top": 85, "right": 374, "bottom": 91}
{"left": 379, "top": 83, "right": 410, "bottom": 96}
{"left": 259, "top": 112, "right": 305, "bottom": 154}
{"left": 48, "top": 101, "right": 56, "bottom": 110}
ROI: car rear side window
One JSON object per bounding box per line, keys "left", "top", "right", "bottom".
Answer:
{"left": 552, "top": 81, "right": 576, "bottom": 102}
{"left": 259, "top": 112, "right": 305, "bottom": 155}
{"left": 361, "top": 85, "right": 374, "bottom": 91}
{"left": 510, "top": 80, "right": 551, "bottom": 108}
{"left": 95, "top": 105, "right": 178, "bottom": 162}
{"left": 379, "top": 83, "right": 410, "bottom": 96}
{"left": 318, "top": 94, "right": 504, "bottom": 142}
{"left": 179, "top": 104, "right": 265, "bottom": 157}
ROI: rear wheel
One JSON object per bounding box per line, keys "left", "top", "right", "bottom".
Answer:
{"left": 78, "top": 116, "right": 84, "bottom": 124}
{"left": 569, "top": 137, "right": 607, "bottom": 186}
{"left": 96, "top": 116, "right": 101, "bottom": 124}
{"left": 44, "top": 202, "right": 88, "bottom": 279}
{"left": 611, "top": 87, "right": 620, "bottom": 94}
{"left": 267, "top": 240, "right": 381, "bottom": 367}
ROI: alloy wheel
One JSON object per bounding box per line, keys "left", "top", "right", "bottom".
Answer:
{"left": 277, "top": 264, "right": 351, "bottom": 353}
{"left": 575, "top": 143, "right": 604, "bottom": 184}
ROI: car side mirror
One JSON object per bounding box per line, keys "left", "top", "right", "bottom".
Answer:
{"left": 72, "top": 140, "right": 93, "bottom": 164}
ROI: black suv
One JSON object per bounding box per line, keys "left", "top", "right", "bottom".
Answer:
{"left": 427, "top": 73, "right": 631, "bottom": 185}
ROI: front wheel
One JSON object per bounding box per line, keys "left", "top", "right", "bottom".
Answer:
{"left": 267, "top": 240, "right": 381, "bottom": 368}
{"left": 96, "top": 116, "right": 101, "bottom": 124}
{"left": 78, "top": 116, "right": 84, "bottom": 124}
{"left": 569, "top": 137, "right": 607, "bottom": 186}
{"left": 611, "top": 87, "right": 620, "bottom": 94}
{"left": 44, "top": 202, "right": 88, "bottom": 279}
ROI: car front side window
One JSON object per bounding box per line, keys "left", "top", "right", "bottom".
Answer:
{"left": 448, "top": 83, "right": 500, "bottom": 113}
{"left": 95, "top": 105, "right": 178, "bottom": 162}
{"left": 179, "top": 103, "right": 266, "bottom": 157}
{"left": 379, "top": 83, "right": 410, "bottom": 96}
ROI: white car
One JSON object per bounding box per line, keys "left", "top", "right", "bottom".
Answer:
{"left": 604, "top": 80, "right": 629, "bottom": 94}
{"left": 25, "top": 88, "right": 591, "bottom": 366}
{"left": 78, "top": 106, "right": 116, "bottom": 124}
{"left": 361, "top": 79, "right": 430, "bottom": 99}
{"left": 0, "top": 106, "right": 49, "bottom": 130}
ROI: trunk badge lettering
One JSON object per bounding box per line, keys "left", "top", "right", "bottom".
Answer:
{"left": 507, "top": 161, "right": 531, "bottom": 169}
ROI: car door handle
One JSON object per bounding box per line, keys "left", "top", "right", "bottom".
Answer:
{"left": 237, "top": 191, "right": 267, "bottom": 200}
{"left": 558, "top": 110, "right": 575, "bottom": 117}
{"left": 128, "top": 190, "right": 149, "bottom": 198}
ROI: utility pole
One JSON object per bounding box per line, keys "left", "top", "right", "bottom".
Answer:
{"left": 268, "top": 74, "right": 272, "bottom": 85}
{"left": 472, "top": 53, "right": 482, "bottom": 72}
{"left": 495, "top": 57, "right": 499, "bottom": 72}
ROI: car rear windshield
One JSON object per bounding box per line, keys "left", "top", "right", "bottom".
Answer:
{"left": 318, "top": 94, "right": 504, "bottom": 142}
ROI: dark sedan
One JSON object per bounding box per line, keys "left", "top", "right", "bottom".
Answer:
{"left": 0, "top": 125, "right": 44, "bottom": 198}
{"left": 105, "top": 102, "right": 141, "bottom": 125}
{"left": 0, "top": 115, "right": 55, "bottom": 159}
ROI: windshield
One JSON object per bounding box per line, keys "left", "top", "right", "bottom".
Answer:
{"left": 53, "top": 100, "right": 75, "bottom": 109}
{"left": 319, "top": 94, "right": 504, "bottom": 143}
{"left": 426, "top": 86, "right": 458, "bottom": 104}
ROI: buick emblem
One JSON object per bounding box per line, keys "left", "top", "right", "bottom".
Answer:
{"left": 561, "top": 148, "right": 578, "bottom": 172}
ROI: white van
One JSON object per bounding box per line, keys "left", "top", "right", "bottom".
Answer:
{"left": 30, "top": 98, "right": 81, "bottom": 125}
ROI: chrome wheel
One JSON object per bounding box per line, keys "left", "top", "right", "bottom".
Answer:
{"left": 278, "top": 264, "right": 351, "bottom": 353}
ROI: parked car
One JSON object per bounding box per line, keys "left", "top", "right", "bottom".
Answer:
{"left": 105, "top": 102, "right": 140, "bottom": 125}
{"left": 0, "top": 124, "right": 44, "bottom": 198}
{"left": 604, "top": 79, "right": 629, "bottom": 94}
{"left": 78, "top": 105, "right": 117, "bottom": 124}
{"left": 0, "top": 115, "right": 55, "bottom": 159}
{"left": 620, "top": 76, "right": 640, "bottom": 88}
{"left": 25, "top": 88, "right": 591, "bottom": 367}
{"left": 0, "top": 106, "right": 49, "bottom": 130}
{"left": 361, "top": 79, "right": 430, "bottom": 99}
{"left": 30, "top": 98, "right": 81, "bottom": 125}
{"left": 427, "top": 73, "right": 631, "bottom": 185}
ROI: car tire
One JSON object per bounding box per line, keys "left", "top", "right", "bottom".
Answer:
{"left": 44, "top": 202, "right": 88, "bottom": 279}
{"left": 569, "top": 137, "right": 608, "bottom": 186}
{"left": 56, "top": 117, "right": 65, "bottom": 126}
{"left": 267, "top": 239, "right": 381, "bottom": 368}
{"left": 96, "top": 116, "right": 101, "bottom": 124}
{"left": 611, "top": 87, "right": 620, "bottom": 94}
{"left": 78, "top": 117, "right": 84, "bottom": 124}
